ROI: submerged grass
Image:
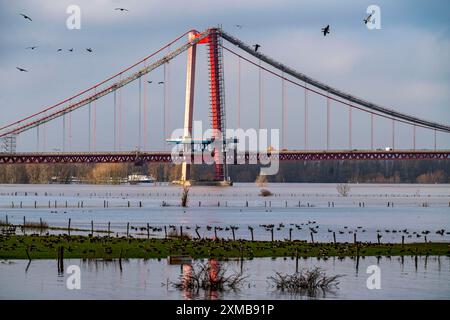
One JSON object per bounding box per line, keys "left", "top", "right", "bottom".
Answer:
{"left": 269, "top": 267, "right": 342, "bottom": 297}
{"left": 0, "top": 234, "right": 449, "bottom": 260}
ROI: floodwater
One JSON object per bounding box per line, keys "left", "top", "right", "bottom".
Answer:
{"left": 1, "top": 183, "right": 449, "bottom": 300}
{"left": 0, "top": 256, "right": 449, "bottom": 299}
{"left": 0, "top": 183, "right": 449, "bottom": 243}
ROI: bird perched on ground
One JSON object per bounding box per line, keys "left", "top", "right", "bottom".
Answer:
{"left": 115, "top": 8, "right": 129, "bottom": 12}
{"left": 86, "top": 48, "right": 93, "bottom": 53}
{"left": 20, "top": 13, "right": 32, "bottom": 21}
{"left": 253, "top": 44, "right": 260, "bottom": 52}
{"left": 26, "top": 46, "right": 38, "bottom": 50}
{"left": 16, "top": 67, "right": 28, "bottom": 72}
{"left": 321, "top": 24, "right": 330, "bottom": 36}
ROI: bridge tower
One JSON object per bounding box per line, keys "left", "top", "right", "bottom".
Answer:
{"left": 178, "top": 28, "right": 231, "bottom": 186}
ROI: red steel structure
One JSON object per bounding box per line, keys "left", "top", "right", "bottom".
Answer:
{"left": 206, "top": 28, "right": 227, "bottom": 181}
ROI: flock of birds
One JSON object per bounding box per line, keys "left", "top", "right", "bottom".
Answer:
{"left": 16, "top": 8, "right": 131, "bottom": 73}
{"left": 119, "top": 221, "right": 450, "bottom": 241}
{"left": 249, "top": 12, "right": 375, "bottom": 53}
{"left": 16, "top": 9, "right": 376, "bottom": 73}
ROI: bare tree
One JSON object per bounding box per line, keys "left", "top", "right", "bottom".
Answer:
{"left": 336, "top": 183, "right": 350, "bottom": 197}
{"left": 181, "top": 184, "right": 190, "bottom": 207}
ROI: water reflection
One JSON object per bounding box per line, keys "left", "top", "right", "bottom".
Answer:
{"left": 1, "top": 256, "right": 449, "bottom": 299}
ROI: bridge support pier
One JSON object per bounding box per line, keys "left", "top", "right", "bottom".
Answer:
{"left": 174, "top": 28, "right": 232, "bottom": 187}
{"left": 179, "top": 31, "right": 198, "bottom": 185}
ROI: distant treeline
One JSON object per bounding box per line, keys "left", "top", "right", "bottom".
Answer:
{"left": 0, "top": 160, "right": 448, "bottom": 184}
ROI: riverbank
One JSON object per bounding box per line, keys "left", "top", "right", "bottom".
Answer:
{"left": 1, "top": 235, "right": 449, "bottom": 259}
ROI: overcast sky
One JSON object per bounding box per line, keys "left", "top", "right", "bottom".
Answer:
{"left": 0, "top": 0, "right": 449, "bottom": 151}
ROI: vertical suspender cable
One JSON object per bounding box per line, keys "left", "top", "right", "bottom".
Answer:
{"left": 63, "top": 114, "right": 66, "bottom": 152}
{"left": 118, "top": 76, "right": 122, "bottom": 151}
{"left": 371, "top": 113, "right": 374, "bottom": 150}
{"left": 258, "top": 60, "right": 263, "bottom": 130}
{"left": 114, "top": 90, "right": 117, "bottom": 151}
{"left": 139, "top": 76, "right": 142, "bottom": 150}
{"left": 237, "top": 57, "right": 241, "bottom": 129}
{"left": 349, "top": 106, "right": 352, "bottom": 149}
{"left": 163, "top": 63, "right": 167, "bottom": 150}
{"left": 304, "top": 82, "right": 308, "bottom": 150}
{"left": 326, "top": 92, "right": 330, "bottom": 150}
{"left": 143, "top": 65, "right": 148, "bottom": 150}
{"left": 434, "top": 129, "right": 437, "bottom": 150}
{"left": 281, "top": 72, "right": 285, "bottom": 149}
{"left": 392, "top": 119, "right": 395, "bottom": 149}
{"left": 37, "top": 125, "right": 40, "bottom": 152}
{"left": 93, "top": 88, "right": 96, "bottom": 151}
{"left": 88, "top": 103, "right": 91, "bottom": 152}
{"left": 413, "top": 125, "right": 416, "bottom": 150}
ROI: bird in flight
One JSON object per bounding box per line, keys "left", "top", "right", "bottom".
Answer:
{"left": 321, "top": 25, "right": 330, "bottom": 36}
{"left": 68, "top": 48, "right": 74, "bottom": 52}
{"left": 158, "top": 81, "right": 164, "bottom": 84}
{"left": 16, "top": 67, "right": 28, "bottom": 72}
{"left": 253, "top": 44, "right": 260, "bottom": 52}
{"left": 57, "top": 48, "right": 62, "bottom": 52}
{"left": 86, "top": 48, "right": 93, "bottom": 53}
{"left": 364, "top": 13, "right": 373, "bottom": 24}
{"left": 20, "top": 13, "right": 32, "bottom": 21}
{"left": 26, "top": 46, "right": 38, "bottom": 50}
{"left": 235, "top": 24, "right": 243, "bottom": 29}
{"left": 115, "top": 8, "right": 129, "bottom": 12}
{"left": 147, "top": 80, "right": 153, "bottom": 84}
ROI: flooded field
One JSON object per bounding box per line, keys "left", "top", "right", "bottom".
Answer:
{"left": 1, "top": 183, "right": 449, "bottom": 300}
{"left": 1, "top": 256, "right": 449, "bottom": 299}
{"left": 1, "top": 183, "right": 449, "bottom": 243}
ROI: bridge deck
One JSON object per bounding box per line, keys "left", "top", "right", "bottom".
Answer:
{"left": 0, "top": 150, "right": 449, "bottom": 164}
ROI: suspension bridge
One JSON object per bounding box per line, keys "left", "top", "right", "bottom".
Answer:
{"left": 1, "top": 27, "right": 449, "bottom": 185}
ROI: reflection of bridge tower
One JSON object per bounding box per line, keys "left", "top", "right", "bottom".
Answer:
{"left": 178, "top": 28, "right": 231, "bottom": 186}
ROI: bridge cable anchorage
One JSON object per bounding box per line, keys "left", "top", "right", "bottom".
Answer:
{"left": 0, "top": 30, "right": 210, "bottom": 139}
{"left": 220, "top": 44, "right": 448, "bottom": 137}
{"left": 219, "top": 30, "right": 450, "bottom": 133}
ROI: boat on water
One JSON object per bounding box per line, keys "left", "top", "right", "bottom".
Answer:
{"left": 127, "top": 174, "right": 156, "bottom": 184}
